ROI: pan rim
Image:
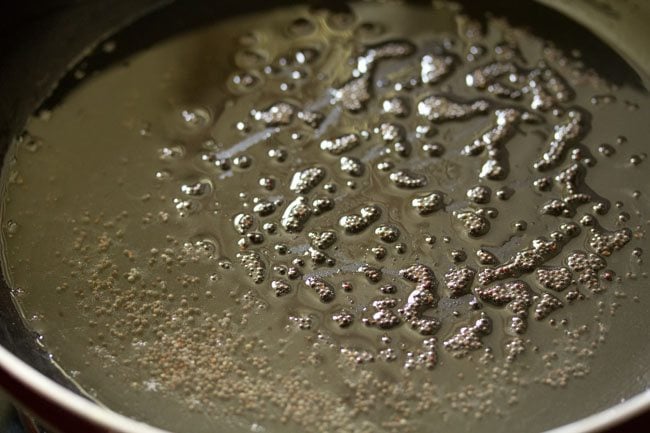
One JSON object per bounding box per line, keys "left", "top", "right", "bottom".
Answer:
{"left": 0, "top": 344, "right": 171, "bottom": 433}
{"left": 0, "top": 342, "right": 648, "bottom": 432}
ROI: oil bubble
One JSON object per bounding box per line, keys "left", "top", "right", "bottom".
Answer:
{"left": 179, "top": 107, "right": 211, "bottom": 130}
{"left": 286, "top": 17, "right": 315, "bottom": 37}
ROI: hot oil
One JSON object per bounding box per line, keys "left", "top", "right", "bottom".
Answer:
{"left": 2, "top": 2, "right": 650, "bottom": 432}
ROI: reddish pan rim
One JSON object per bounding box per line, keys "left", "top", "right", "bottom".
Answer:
{"left": 0, "top": 345, "right": 169, "bottom": 433}
{"left": 0, "top": 343, "right": 648, "bottom": 433}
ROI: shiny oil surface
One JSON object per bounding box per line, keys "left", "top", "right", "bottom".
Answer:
{"left": 1, "top": 2, "right": 649, "bottom": 433}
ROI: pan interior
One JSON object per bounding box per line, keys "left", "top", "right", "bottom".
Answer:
{"left": 1, "top": 1, "right": 649, "bottom": 432}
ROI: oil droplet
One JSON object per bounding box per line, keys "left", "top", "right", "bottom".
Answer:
{"left": 6, "top": 220, "right": 18, "bottom": 235}
{"left": 286, "top": 17, "right": 315, "bottom": 37}
{"left": 180, "top": 107, "right": 211, "bottom": 130}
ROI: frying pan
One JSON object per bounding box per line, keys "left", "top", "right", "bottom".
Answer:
{"left": 0, "top": 1, "right": 648, "bottom": 432}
